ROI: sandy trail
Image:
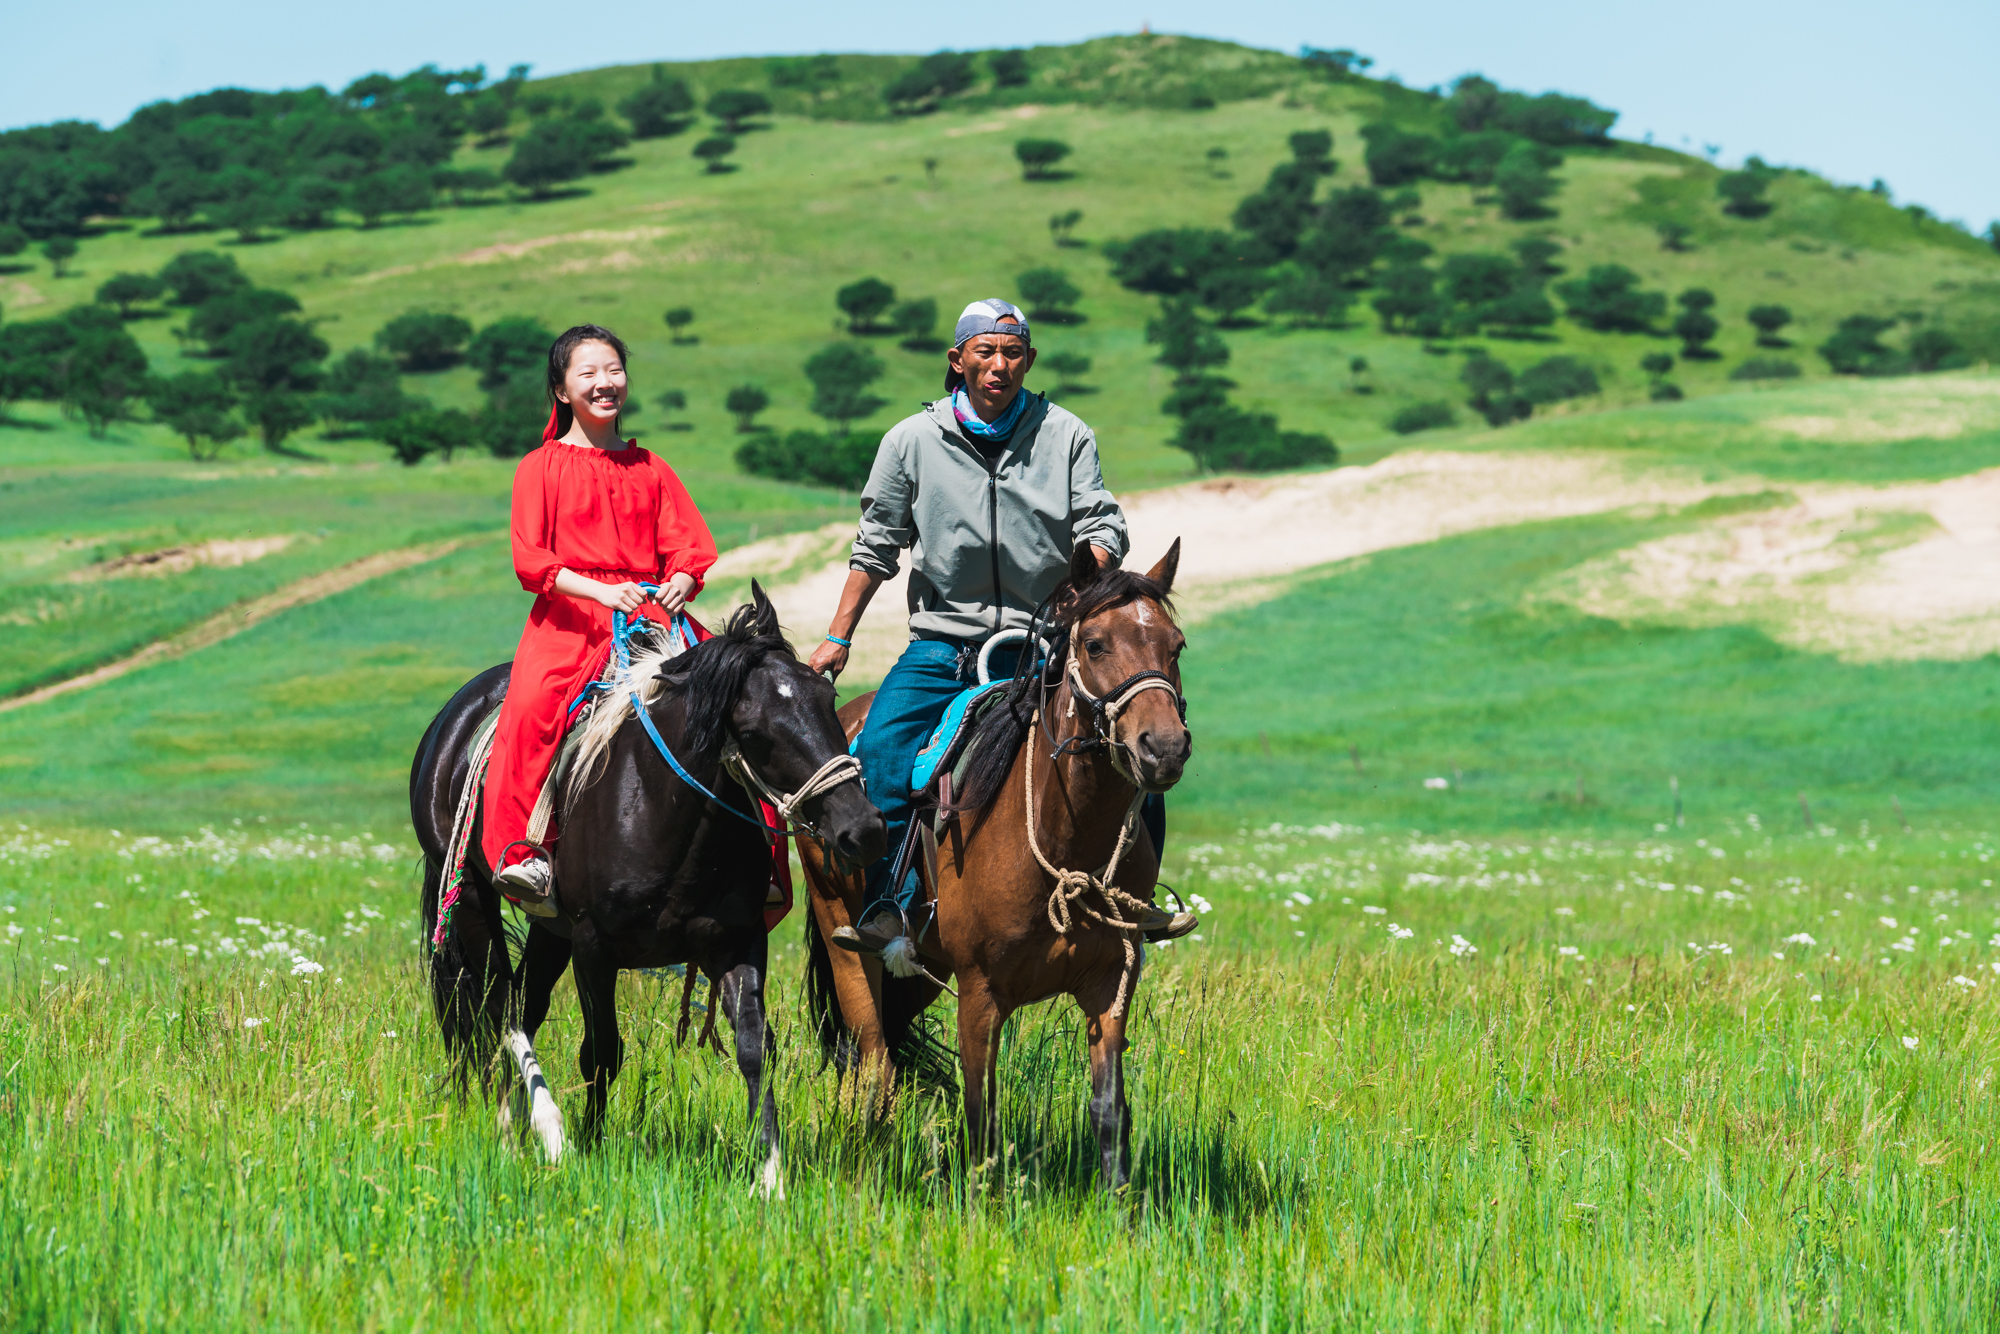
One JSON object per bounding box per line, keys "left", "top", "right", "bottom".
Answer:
{"left": 703, "top": 450, "right": 1741, "bottom": 680}
{"left": 1, "top": 540, "right": 470, "bottom": 713}
{"left": 1548, "top": 468, "right": 2000, "bottom": 661}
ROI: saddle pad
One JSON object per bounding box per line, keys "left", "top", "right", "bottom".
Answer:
{"left": 910, "top": 680, "right": 1008, "bottom": 797}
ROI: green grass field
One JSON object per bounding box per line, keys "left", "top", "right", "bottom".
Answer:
{"left": 3, "top": 825, "right": 1997, "bottom": 1329}
{"left": 4, "top": 40, "right": 1999, "bottom": 1325}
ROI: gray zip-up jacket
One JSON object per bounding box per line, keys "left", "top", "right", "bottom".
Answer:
{"left": 851, "top": 394, "right": 1129, "bottom": 642}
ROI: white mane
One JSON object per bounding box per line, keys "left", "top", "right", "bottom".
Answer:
{"left": 565, "top": 621, "right": 694, "bottom": 805}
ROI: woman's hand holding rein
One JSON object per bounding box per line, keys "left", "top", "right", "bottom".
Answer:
{"left": 553, "top": 569, "right": 697, "bottom": 616}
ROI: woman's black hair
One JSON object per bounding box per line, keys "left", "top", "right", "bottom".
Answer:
{"left": 547, "top": 324, "right": 632, "bottom": 439}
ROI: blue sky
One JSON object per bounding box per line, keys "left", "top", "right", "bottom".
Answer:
{"left": 7, "top": 0, "right": 1996, "bottom": 229}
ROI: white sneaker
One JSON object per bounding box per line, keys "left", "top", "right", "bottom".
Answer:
{"left": 493, "top": 856, "right": 558, "bottom": 918}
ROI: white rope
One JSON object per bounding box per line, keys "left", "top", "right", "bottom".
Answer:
{"left": 1024, "top": 706, "right": 1151, "bottom": 1020}
{"left": 1067, "top": 652, "right": 1182, "bottom": 729}
{"left": 721, "top": 743, "right": 865, "bottom": 832}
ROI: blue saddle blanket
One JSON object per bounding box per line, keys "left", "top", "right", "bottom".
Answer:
{"left": 847, "top": 680, "right": 1010, "bottom": 797}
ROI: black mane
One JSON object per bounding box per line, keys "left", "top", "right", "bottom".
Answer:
{"left": 653, "top": 603, "right": 796, "bottom": 761}
{"left": 943, "top": 565, "right": 1175, "bottom": 821}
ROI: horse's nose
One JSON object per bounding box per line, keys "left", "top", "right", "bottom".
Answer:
{"left": 833, "top": 811, "right": 888, "bottom": 868}
{"left": 1135, "top": 728, "right": 1191, "bottom": 784}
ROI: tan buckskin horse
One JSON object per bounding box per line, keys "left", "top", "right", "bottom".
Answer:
{"left": 799, "top": 541, "right": 1191, "bottom": 1190}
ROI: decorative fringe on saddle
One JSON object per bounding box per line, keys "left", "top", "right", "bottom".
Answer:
{"left": 432, "top": 708, "right": 502, "bottom": 951}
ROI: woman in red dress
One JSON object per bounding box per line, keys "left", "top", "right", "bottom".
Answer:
{"left": 484, "top": 324, "right": 718, "bottom": 912}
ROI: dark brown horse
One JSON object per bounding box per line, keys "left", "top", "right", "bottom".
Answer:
{"left": 799, "top": 542, "right": 1190, "bottom": 1189}
{"left": 412, "top": 589, "right": 884, "bottom": 1184}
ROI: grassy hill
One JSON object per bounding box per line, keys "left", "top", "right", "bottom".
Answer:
{"left": 5, "top": 35, "right": 1997, "bottom": 489}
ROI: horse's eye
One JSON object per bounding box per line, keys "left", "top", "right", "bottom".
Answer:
{"left": 1085, "top": 639, "right": 1108, "bottom": 658}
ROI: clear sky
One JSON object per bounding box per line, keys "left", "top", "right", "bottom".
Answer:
{"left": 7, "top": 0, "right": 1995, "bottom": 230}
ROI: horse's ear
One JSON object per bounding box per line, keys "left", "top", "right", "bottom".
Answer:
{"left": 1143, "top": 538, "right": 1181, "bottom": 595}
{"left": 749, "top": 579, "right": 781, "bottom": 639}
{"left": 1069, "top": 543, "right": 1099, "bottom": 589}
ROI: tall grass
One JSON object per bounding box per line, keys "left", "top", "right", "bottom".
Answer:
{"left": 3, "top": 821, "right": 1995, "bottom": 1329}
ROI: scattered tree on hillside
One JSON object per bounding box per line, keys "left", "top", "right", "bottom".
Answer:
{"left": 1039, "top": 351, "right": 1092, "bottom": 394}
{"left": 620, "top": 70, "right": 695, "bottom": 138}
{"left": 96, "top": 272, "right": 166, "bottom": 318}
{"left": 1297, "top": 187, "right": 1395, "bottom": 283}
{"left": 318, "top": 348, "right": 412, "bottom": 435}
{"left": 1729, "top": 357, "right": 1801, "bottom": 381}
{"left": 1655, "top": 222, "right": 1693, "bottom": 252}
{"left": 692, "top": 136, "right": 737, "bottom": 172}
{"left": 1493, "top": 141, "right": 1561, "bottom": 219}
{"left": 663, "top": 307, "right": 696, "bottom": 343}
{"left": 375, "top": 310, "right": 472, "bottom": 372}
{"left": 278, "top": 175, "right": 346, "bottom": 227}
{"left": 381, "top": 408, "right": 475, "bottom": 465}
{"left": 1144, "top": 298, "right": 1230, "bottom": 381}
{"left": 42, "top": 236, "right": 78, "bottom": 277}
{"left": 53, "top": 307, "right": 150, "bottom": 435}
{"left": 1195, "top": 267, "right": 1270, "bottom": 326}
{"left": 1517, "top": 355, "right": 1600, "bottom": 405}
{"left": 1747, "top": 304, "right": 1793, "bottom": 346}
{"left": 1511, "top": 236, "right": 1564, "bottom": 279}
{"left": 1264, "top": 266, "right": 1352, "bottom": 326}
{"left": 706, "top": 90, "right": 771, "bottom": 134}
{"left": 725, "top": 384, "right": 770, "bottom": 433}
{"left": 1358, "top": 124, "right": 1435, "bottom": 186}
{"left": 0, "top": 224, "right": 28, "bottom": 260}
{"left": 1673, "top": 288, "right": 1720, "bottom": 359}
{"left": 886, "top": 53, "right": 977, "bottom": 112}
{"left": 1017, "top": 268, "right": 1082, "bottom": 322}
{"left": 1302, "top": 48, "right": 1372, "bottom": 78}
{"left": 1717, "top": 159, "right": 1776, "bottom": 218}
{"left": 991, "top": 50, "right": 1032, "bottom": 87}
{"left": 146, "top": 372, "right": 243, "bottom": 459}
{"left": 349, "top": 164, "right": 435, "bottom": 227}
{"left": 1048, "top": 209, "right": 1084, "bottom": 246}
{"left": 803, "top": 342, "right": 887, "bottom": 433}
{"left": 185, "top": 287, "right": 303, "bottom": 355}
{"left": 435, "top": 168, "right": 501, "bottom": 206}
{"left": 836, "top": 277, "right": 897, "bottom": 332}
{"left": 1639, "top": 351, "right": 1683, "bottom": 400}
{"left": 654, "top": 389, "right": 689, "bottom": 430}
{"left": 1104, "top": 228, "right": 1238, "bottom": 295}
{"left": 159, "top": 251, "right": 247, "bottom": 307}
{"left": 218, "top": 313, "right": 329, "bottom": 452}
{"left": 504, "top": 111, "right": 629, "bottom": 196}
{"left": 1370, "top": 260, "right": 1436, "bottom": 333}
{"left": 1289, "top": 129, "right": 1335, "bottom": 166}
{"left": 468, "top": 316, "right": 556, "bottom": 391}
{"left": 891, "top": 298, "right": 939, "bottom": 349}
{"left": 1170, "top": 402, "right": 1336, "bottom": 473}
{"left": 769, "top": 55, "right": 841, "bottom": 89}
{"left": 1555, "top": 264, "right": 1665, "bottom": 332}
{"left": 1819, "top": 315, "right": 1899, "bottom": 375}
{"left": 1389, "top": 401, "right": 1456, "bottom": 434}
{"left": 468, "top": 92, "right": 512, "bottom": 143}
{"left": 1909, "top": 328, "right": 1968, "bottom": 373}
{"left": 1015, "top": 139, "right": 1073, "bottom": 180}
{"left": 1349, "top": 356, "right": 1371, "bottom": 393}
{"left": 1462, "top": 354, "right": 1531, "bottom": 426}
{"left": 1446, "top": 75, "right": 1505, "bottom": 131}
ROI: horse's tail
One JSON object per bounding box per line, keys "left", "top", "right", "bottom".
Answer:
{"left": 803, "top": 906, "right": 857, "bottom": 1074}
{"left": 802, "top": 905, "right": 957, "bottom": 1089}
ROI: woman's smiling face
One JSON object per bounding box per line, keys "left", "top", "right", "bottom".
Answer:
{"left": 555, "top": 339, "right": 628, "bottom": 423}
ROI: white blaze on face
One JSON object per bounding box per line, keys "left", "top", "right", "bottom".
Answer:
{"left": 776, "top": 681, "right": 794, "bottom": 699}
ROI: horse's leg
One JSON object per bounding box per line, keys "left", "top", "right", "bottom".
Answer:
{"left": 569, "top": 925, "right": 623, "bottom": 1145}
{"left": 718, "top": 945, "right": 784, "bottom": 1199}
{"left": 954, "top": 974, "right": 1005, "bottom": 1168}
{"left": 499, "top": 925, "right": 571, "bottom": 1162}
{"left": 803, "top": 859, "right": 895, "bottom": 1116}
{"left": 1075, "top": 974, "right": 1134, "bottom": 1192}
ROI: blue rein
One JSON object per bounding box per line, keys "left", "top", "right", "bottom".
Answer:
{"left": 574, "top": 589, "right": 789, "bottom": 839}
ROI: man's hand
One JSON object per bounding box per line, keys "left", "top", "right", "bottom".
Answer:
{"left": 809, "top": 638, "right": 850, "bottom": 680}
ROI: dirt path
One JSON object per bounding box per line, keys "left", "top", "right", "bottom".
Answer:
{"left": 0, "top": 540, "right": 471, "bottom": 714}
{"left": 705, "top": 450, "right": 1743, "bottom": 680}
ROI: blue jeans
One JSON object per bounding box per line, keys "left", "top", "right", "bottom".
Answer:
{"left": 857, "top": 637, "right": 1165, "bottom": 919}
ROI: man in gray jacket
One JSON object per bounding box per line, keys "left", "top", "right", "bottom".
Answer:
{"left": 809, "top": 298, "right": 1193, "bottom": 959}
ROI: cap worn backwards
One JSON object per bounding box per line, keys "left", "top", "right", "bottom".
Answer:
{"left": 952, "top": 298, "right": 1031, "bottom": 348}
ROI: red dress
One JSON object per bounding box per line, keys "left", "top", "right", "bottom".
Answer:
{"left": 482, "top": 437, "right": 719, "bottom": 872}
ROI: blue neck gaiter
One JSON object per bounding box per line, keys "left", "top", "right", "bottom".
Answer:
{"left": 951, "top": 386, "right": 1031, "bottom": 441}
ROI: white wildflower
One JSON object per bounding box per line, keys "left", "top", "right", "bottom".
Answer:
{"left": 1902, "top": 1036, "right": 1919, "bottom": 1050}
{"left": 1784, "top": 932, "right": 1817, "bottom": 946}
{"left": 1362, "top": 905, "right": 1386, "bottom": 915}
{"left": 1557, "top": 945, "right": 1580, "bottom": 957}
{"left": 243, "top": 1017, "right": 263, "bottom": 1029}
{"left": 1423, "top": 777, "right": 1449, "bottom": 790}
{"left": 1449, "top": 935, "right": 1477, "bottom": 957}
{"left": 290, "top": 958, "right": 324, "bottom": 976}
{"left": 1952, "top": 975, "right": 1978, "bottom": 990}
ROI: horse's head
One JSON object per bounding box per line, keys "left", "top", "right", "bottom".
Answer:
{"left": 722, "top": 584, "right": 888, "bottom": 868}
{"left": 1062, "top": 539, "right": 1191, "bottom": 793}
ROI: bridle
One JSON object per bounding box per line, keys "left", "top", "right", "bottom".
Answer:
{"left": 1046, "top": 636, "right": 1188, "bottom": 788}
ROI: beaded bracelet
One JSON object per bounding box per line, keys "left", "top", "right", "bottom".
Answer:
{"left": 824, "top": 634, "right": 853, "bottom": 648}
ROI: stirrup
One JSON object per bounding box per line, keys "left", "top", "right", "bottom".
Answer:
{"left": 1139, "top": 906, "right": 1198, "bottom": 942}
{"left": 495, "top": 841, "right": 559, "bottom": 919}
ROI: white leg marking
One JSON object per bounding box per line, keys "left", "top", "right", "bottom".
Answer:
{"left": 753, "top": 1145, "right": 785, "bottom": 1200}
{"left": 504, "top": 1029, "right": 566, "bottom": 1164}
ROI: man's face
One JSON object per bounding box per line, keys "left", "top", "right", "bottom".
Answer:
{"left": 949, "top": 334, "right": 1035, "bottom": 405}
